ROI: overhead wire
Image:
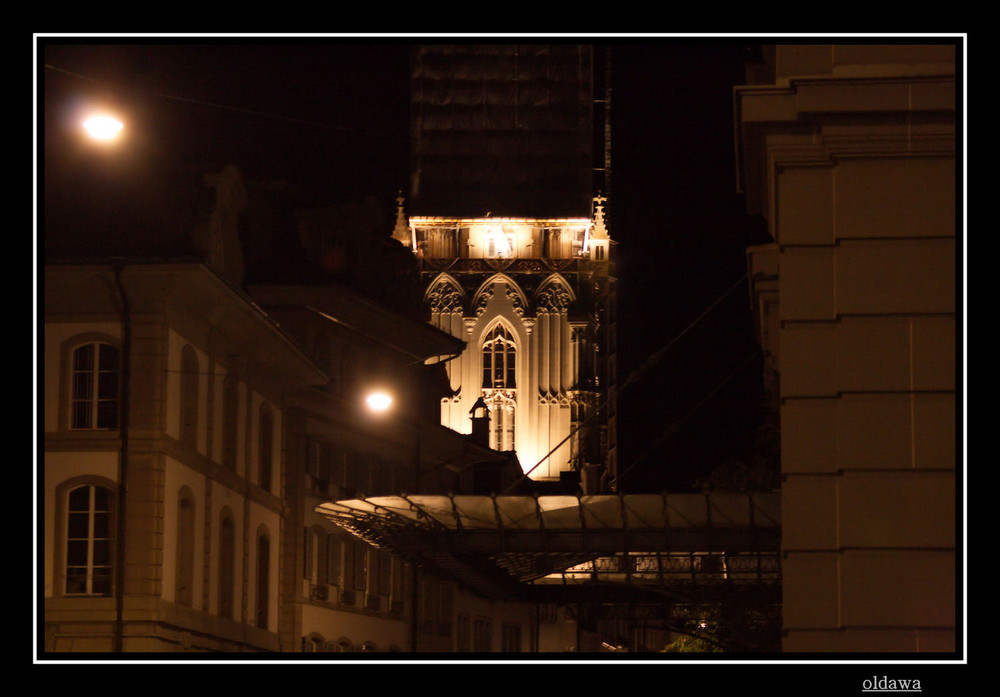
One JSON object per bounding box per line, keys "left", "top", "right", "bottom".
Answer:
{"left": 43, "top": 63, "right": 403, "bottom": 141}
{"left": 610, "top": 348, "right": 759, "bottom": 490}
{"left": 503, "top": 271, "right": 749, "bottom": 494}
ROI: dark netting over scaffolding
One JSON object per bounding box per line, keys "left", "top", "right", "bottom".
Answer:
{"left": 409, "top": 45, "right": 602, "bottom": 219}
{"left": 315, "top": 493, "right": 780, "bottom": 602}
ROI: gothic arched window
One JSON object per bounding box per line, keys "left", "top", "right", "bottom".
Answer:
{"left": 482, "top": 324, "right": 516, "bottom": 389}
{"left": 481, "top": 324, "right": 516, "bottom": 451}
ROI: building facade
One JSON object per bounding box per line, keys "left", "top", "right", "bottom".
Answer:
{"left": 41, "top": 162, "right": 540, "bottom": 654}
{"left": 737, "top": 44, "right": 959, "bottom": 652}
{"left": 43, "top": 260, "right": 324, "bottom": 651}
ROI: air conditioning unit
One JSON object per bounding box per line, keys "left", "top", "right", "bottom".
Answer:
{"left": 340, "top": 590, "right": 356, "bottom": 606}
{"left": 310, "top": 584, "right": 329, "bottom": 601}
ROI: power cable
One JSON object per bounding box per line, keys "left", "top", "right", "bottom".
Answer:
{"left": 611, "top": 348, "right": 759, "bottom": 490}
{"left": 43, "top": 63, "right": 403, "bottom": 141}
{"left": 503, "top": 272, "right": 749, "bottom": 493}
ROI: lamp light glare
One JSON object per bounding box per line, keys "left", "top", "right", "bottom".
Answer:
{"left": 366, "top": 392, "right": 393, "bottom": 412}
{"left": 83, "top": 115, "right": 124, "bottom": 140}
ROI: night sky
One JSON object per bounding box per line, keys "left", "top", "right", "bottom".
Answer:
{"left": 40, "top": 38, "right": 771, "bottom": 492}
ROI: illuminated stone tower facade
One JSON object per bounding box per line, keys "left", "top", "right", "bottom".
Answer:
{"left": 400, "top": 45, "right": 616, "bottom": 490}
{"left": 394, "top": 200, "right": 615, "bottom": 488}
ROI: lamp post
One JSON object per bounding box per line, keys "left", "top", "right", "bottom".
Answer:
{"left": 362, "top": 386, "right": 422, "bottom": 652}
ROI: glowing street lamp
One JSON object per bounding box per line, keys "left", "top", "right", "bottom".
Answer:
{"left": 365, "top": 390, "right": 393, "bottom": 413}
{"left": 83, "top": 114, "right": 124, "bottom": 141}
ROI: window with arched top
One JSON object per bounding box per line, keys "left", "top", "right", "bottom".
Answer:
{"left": 256, "top": 528, "right": 270, "bottom": 630}
{"left": 304, "top": 634, "right": 326, "bottom": 652}
{"left": 326, "top": 535, "right": 343, "bottom": 586}
{"left": 222, "top": 374, "right": 239, "bottom": 471}
{"left": 63, "top": 482, "right": 115, "bottom": 596}
{"left": 482, "top": 324, "right": 516, "bottom": 390}
{"left": 218, "top": 509, "right": 235, "bottom": 619}
{"left": 303, "top": 526, "right": 327, "bottom": 586}
{"left": 70, "top": 342, "right": 120, "bottom": 430}
{"left": 481, "top": 324, "right": 517, "bottom": 451}
{"left": 258, "top": 403, "right": 273, "bottom": 492}
{"left": 179, "top": 345, "right": 199, "bottom": 448}
{"left": 333, "top": 637, "right": 354, "bottom": 653}
{"left": 175, "top": 488, "right": 196, "bottom": 607}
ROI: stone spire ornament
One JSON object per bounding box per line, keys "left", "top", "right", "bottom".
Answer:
{"left": 591, "top": 193, "right": 609, "bottom": 240}
{"left": 392, "top": 192, "right": 412, "bottom": 247}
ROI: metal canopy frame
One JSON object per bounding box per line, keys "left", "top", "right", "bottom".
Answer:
{"left": 316, "top": 493, "right": 780, "bottom": 601}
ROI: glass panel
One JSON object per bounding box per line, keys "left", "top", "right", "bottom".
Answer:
{"left": 342, "top": 540, "right": 354, "bottom": 588}
{"left": 379, "top": 552, "right": 391, "bottom": 594}
{"left": 92, "top": 568, "right": 112, "bottom": 595}
{"left": 67, "top": 512, "right": 89, "bottom": 539}
{"left": 352, "top": 543, "right": 366, "bottom": 592}
{"left": 219, "top": 518, "right": 235, "bottom": 618}
{"left": 96, "top": 402, "right": 118, "bottom": 429}
{"left": 97, "top": 371, "right": 118, "bottom": 400}
{"left": 326, "top": 537, "right": 341, "bottom": 585}
{"left": 68, "top": 486, "right": 90, "bottom": 511}
{"left": 73, "top": 344, "right": 94, "bottom": 371}
{"left": 92, "top": 539, "right": 111, "bottom": 565}
{"left": 65, "top": 568, "right": 87, "bottom": 594}
{"left": 92, "top": 486, "right": 110, "bottom": 511}
{"left": 92, "top": 511, "right": 109, "bottom": 540}
{"left": 72, "top": 401, "right": 92, "bottom": 429}
{"left": 66, "top": 540, "right": 89, "bottom": 566}
{"left": 98, "top": 344, "right": 119, "bottom": 371}
{"left": 73, "top": 372, "right": 94, "bottom": 401}
{"left": 259, "top": 409, "right": 273, "bottom": 491}
{"left": 256, "top": 536, "right": 270, "bottom": 629}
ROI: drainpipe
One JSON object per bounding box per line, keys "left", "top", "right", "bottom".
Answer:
{"left": 411, "top": 565, "right": 419, "bottom": 653}
{"left": 411, "top": 424, "right": 420, "bottom": 653}
{"left": 112, "top": 264, "right": 131, "bottom": 653}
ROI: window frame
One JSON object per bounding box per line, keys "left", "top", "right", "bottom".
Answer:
{"left": 258, "top": 402, "right": 274, "bottom": 492}
{"left": 218, "top": 508, "right": 236, "bottom": 619}
{"left": 221, "top": 373, "right": 240, "bottom": 471}
{"left": 179, "top": 344, "right": 200, "bottom": 449}
{"left": 502, "top": 623, "right": 523, "bottom": 652}
{"left": 481, "top": 323, "right": 516, "bottom": 390}
{"left": 473, "top": 617, "right": 493, "bottom": 652}
{"left": 175, "top": 487, "right": 196, "bottom": 607}
{"left": 55, "top": 476, "right": 117, "bottom": 598}
{"left": 480, "top": 322, "right": 518, "bottom": 450}
{"left": 62, "top": 335, "right": 121, "bottom": 432}
{"left": 255, "top": 527, "right": 271, "bottom": 630}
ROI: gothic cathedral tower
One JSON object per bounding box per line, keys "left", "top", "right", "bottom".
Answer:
{"left": 395, "top": 45, "right": 617, "bottom": 492}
